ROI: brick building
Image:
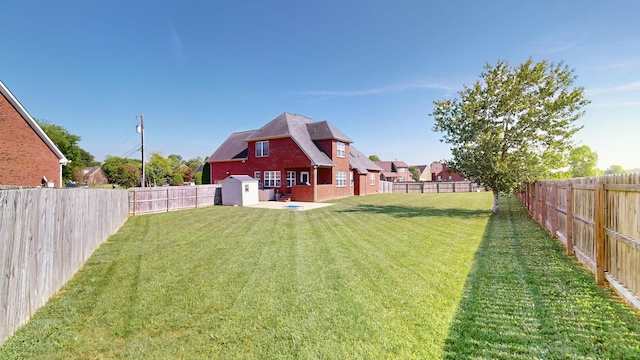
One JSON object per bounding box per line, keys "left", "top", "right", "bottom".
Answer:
{"left": 0, "top": 81, "right": 68, "bottom": 187}
{"left": 208, "top": 113, "right": 381, "bottom": 202}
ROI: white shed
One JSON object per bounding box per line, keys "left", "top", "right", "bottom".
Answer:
{"left": 221, "top": 175, "right": 259, "bottom": 206}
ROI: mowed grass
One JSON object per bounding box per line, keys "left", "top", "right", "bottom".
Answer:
{"left": 1, "top": 193, "right": 492, "bottom": 359}
{"left": 2, "top": 193, "right": 640, "bottom": 359}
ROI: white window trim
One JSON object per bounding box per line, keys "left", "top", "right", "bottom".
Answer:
{"left": 370, "top": 173, "right": 376, "bottom": 185}
{"left": 337, "top": 142, "right": 346, "bottom": 158}
{"left": 300, "top": 172, "right": 309, "bottom": 184}
{"left": 264, "top": 171, "right": 281, "bottom": 187}
{"left": 286, "top": 171, "right": 296, "bottom": 187}
{"left": 336, "top": 171, "right": 347, "bottom": 187}
{"left": 254, "top": 171, "right": 261, "bottom": 181}
{"left": 255, "top": 141, "right": 269, "bottom": 157}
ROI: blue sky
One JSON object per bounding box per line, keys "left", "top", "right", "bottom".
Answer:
{"left": 2, "top": 1, "right": 639, "bottom": 170}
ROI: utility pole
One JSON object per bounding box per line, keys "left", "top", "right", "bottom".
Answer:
{"left": 136, "top": 114, "right": 145, "bottom": 187}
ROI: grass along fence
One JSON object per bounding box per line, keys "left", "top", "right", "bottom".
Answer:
{"left": 128, "top": 185, "right": 221, "bottom": 215}
{"left": 3, "top": 193, "right": 640, "bottom": 358}
{"left": 519, "top": 173, "right": 640, "bottom": 310}
{"left": 0, "top": 188, "right": 129, "bottom": 345}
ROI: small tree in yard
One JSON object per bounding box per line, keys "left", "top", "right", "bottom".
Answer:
{"left": 431, "top": 58, "right": 590, "bottom": 213}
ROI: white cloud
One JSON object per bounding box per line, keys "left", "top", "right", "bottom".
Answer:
{"left": 170, "top": 25, "right": 185, "bottom": 60}
{"left": 302, "top": 81, "right": 457, "bottom": 97}
{"left": 587, "top": 81, "right": 640, "bottom": 96}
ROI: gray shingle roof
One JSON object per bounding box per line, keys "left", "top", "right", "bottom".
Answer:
{"left": 349, "top": 146, "right": 383, "bottom": 174}
{"left": 208, "top": 113, "right": 352, "bottom": 167}
{"left": 208, "top": 130, "right": 256, "bottom": 162}
{"left": 307, "top": 121, "right": 353, "bottom": 143}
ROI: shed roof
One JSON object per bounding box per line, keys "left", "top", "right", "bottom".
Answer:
{"left": 223, "top": 175, "right": 258, "bottom": 182}
{"left": 0, "top": 80, "right": 68, "bottom": 165}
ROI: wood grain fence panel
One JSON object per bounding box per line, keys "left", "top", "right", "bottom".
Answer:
{"left": 0, "top": 188, "right": 129, "bottom": 346}
{"left": 520, "top": 174, "right": 640, "bottom": 310}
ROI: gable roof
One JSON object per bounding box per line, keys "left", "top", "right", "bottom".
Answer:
{"left": 307, "top": 121, "right": 352, "bottom": 143}
{"left": 0, "top": 80, "right": 68, "bottom": 165}
{"left": 349, "top": 147, "right": 383, "bottom": 174}
{"left": 208, "top": 130, "right": 256, "bottom": 162}
{"left": 210, "top": 113, "right": 342, "bottom": 167}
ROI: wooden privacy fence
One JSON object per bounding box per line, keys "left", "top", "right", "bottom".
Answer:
{"left": 392, "top": 181, "right": 483, "bottom": 194}
{"left": 0, "top": 188, "right": 129, "bottom": 345}
{"left": 128, "top": 184, "right": 221, "bottom": 215}
{"left": 519, "top": 174, "right": 640, "bottom": 310}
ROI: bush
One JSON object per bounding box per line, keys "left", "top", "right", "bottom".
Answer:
{"left": 195, "top": 171, "right": 203, "bottom": 185}
{"left": 172, "top": 173, "right": 184, "bottom": 185}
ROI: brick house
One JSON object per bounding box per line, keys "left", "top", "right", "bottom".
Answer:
{"left": 375, "top": 160, "right": 411, "bottom": 182}
{"left": 431, "top": 162, "right": 467, "bottom": 181}
{"left": 208, "top": 113, "right": 381, "bottom": 202}
{"left": 0, "top": 80, "right": 68, "bottom": 187}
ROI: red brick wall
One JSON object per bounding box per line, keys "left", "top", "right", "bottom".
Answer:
{"left": 210, "top": 137, "right": 353, "bottom": 201}
{"left": 0, "top": 93, "right": 61, "bottom": 187}
{"left": 212, "top": 137, "right": 321, "bottom": 194}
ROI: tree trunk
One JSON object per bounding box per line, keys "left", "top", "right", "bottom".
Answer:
{"left": 492, "top": 189, "right": 500, "bottom": 213}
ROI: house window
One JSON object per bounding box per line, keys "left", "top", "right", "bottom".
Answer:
{"left": 254, "top": 171, "right": 261, "bottom": 181}
{"left": 286, "top": 171, "right": 296, "bottom": 187}
{"left": 336, "top": 171, "right": 347, "bottom": 187}
{"left": 264, "top": 171, "right": 280, "bottom": 187}
{"left": 399, "top": 168, "right": 405, "bottom": 173}
{"left": 337, "top": 142, "right": 346, "bottom": 158}
{"left": 350, "top": 172, "right": 354, "bottom": 186}
{"left": 300, "top": 172, "right": 309, "bottom": 184}
{"left": 370, "top": 173, "right": 376, "bottom": 185}
{"left": 255, "top": 141, "right": 269, "bottom": 157}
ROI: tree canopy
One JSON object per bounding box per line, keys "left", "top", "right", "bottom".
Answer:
{"left": 37, "top": 119, "right": 98, "bottom": 182}
{"left": 368, "top": 155, "right": 380, "bottom": 162}
{"left": 568, "top": 145, "right": 598, "bottom": 178}
{"left": 431, "top": 58, "right": 590, "bottom": 212}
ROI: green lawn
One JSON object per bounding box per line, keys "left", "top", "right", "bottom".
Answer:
{"left": 2, "top": 193, "right": 640, "bottom": 359}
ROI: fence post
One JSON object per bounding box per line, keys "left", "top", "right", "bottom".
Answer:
{"left": 453, "top": 182, "right": 456, "bottom": 192}
{"left": 195, "top": 186, "right": 199, "bottom": 208}
{"left": 436, "top": 182, "right": 440, "bottom": 193}
{"left": 166, "top": 187, "right": 170, "bottom": 212}
{"left": 551, "top": 183, "right": 557, "bottom": 238}
{"left": 531, "top": 182, "right": 537, "bottom": 220}
{"left": 566, "top": 182, "right": 574, "bottom": 256}
{"left": 541, "top": 183, "right": 547, "bottom": 229}
{"left": 594, "top": 181, "right": 605, "bottom": 285}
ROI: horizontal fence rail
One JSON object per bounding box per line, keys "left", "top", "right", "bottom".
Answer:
{"left": 519, "top": 174, "right": 640, "bottom": 310}
{"left": 128, "top": 185, "right": 221, "bottom": 215}
{"left": 0, "top": 188, "right": 129, "bottom": 345}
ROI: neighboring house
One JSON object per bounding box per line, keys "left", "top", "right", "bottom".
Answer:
{"left": 208, "top": 112, "right": 380, "bottom": 202}
{"left": 0, "top": 80, "right": 68, "bottom": 187}
{"left": 81, "top": 166, "right": 108, "bottom": 186}
{"left": 431, "top": 162, "right": 467, "bottom": 181}
{"left": 349, "top": 147, "right": 383, "bottom": 196}
{"left": 375, "top": 160, "right": 411, "bottom": 182}
{"left": 414, "top": 164, "right": 432, "bottom": 181}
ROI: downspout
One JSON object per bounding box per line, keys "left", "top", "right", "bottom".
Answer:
{"left": 59, "top": 159, "right": 69, "bottom": 188}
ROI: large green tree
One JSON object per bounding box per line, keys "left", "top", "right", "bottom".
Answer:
{"left": 431, "top": 59, "right": 590, "bottom": 212}
{"left": 568, "top": 145, "right": 598, "bottom": 178}
{"left": 102, "top": 156, "right": 141, "bottom": 188}
{"left": 37, "top": 120, "right": 98, "bottom": 182}
{"left": 605, "top": 164, "right": 626, "bottom": 175}
{"left": 146, "top": 152, "right": 173, "bottom": 185}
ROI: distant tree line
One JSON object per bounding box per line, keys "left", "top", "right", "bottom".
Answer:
{"left": 37, "top": 119, "right": 208, "bottom": 188}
